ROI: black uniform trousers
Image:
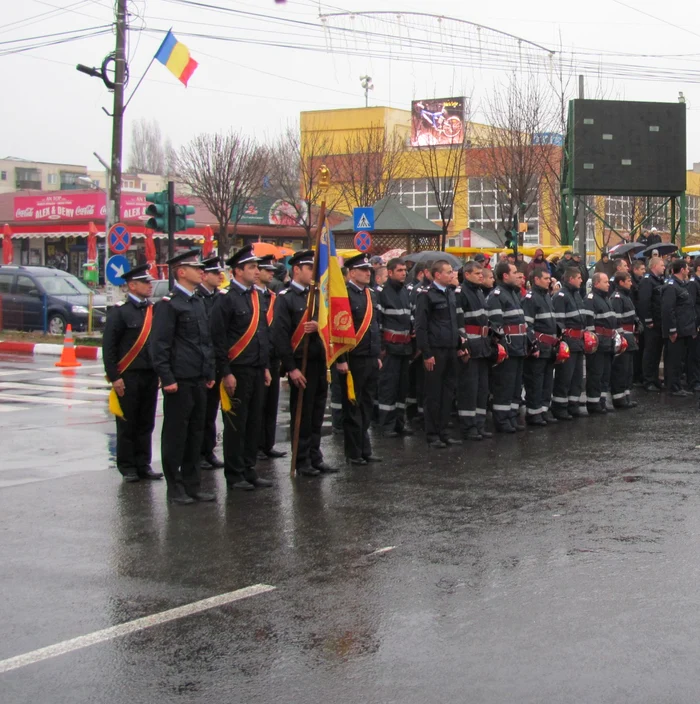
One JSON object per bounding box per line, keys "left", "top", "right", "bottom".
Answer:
{"left": 424, "top": 348, "right": 458, "bottom": 441}
{"left": 289, "top": 358, "right": 328, "bottom": 469}
{"left": 633, "top": 333, "right": 645, "bottom": 384}
{"left": 341, "top": 356, "right": 379, "bottom": 460}
{"left": 407, "top": 359, "right": 425, "bottom": 418}
{"left": 523, "top": 356, "right": 555, "bottom": 417}
{"left": 491, "top": 356, "right": 524, "bottom": 429}
{"left": 201, "top": 378, "right": 221, "bottom": 459}
{"left": 642, "top": 326, "right": 664, "bottom": 386}
{"left": 457, "top": 357, "right": 489, "bottom": 432}
{"left": 223, "top": 365, "right": 265, "bottom": 484}
{"left": 586, "top": 351, "right": 612, "bottom": 409}
{"left": 330, "top": 367, "right": 344, "bottom": 431}
{"left": 161, "top": 378, "right": 207, "bottom": 495}
{"left": 687, "top": 335, "right": 700, "bottom": 390}
{"left": 611, "top": 352, "right": 634, "bottom": 405}
{"left": 552, "top": 352, "right": 584, "bottom": 413}
{"left": 377, "top": 354, "right": 410, "bottom": 433}
{"left": 666, "top": 336, "right": 694, "bottom": 392}
{"left": 259, "top": 358, "right": 281, "bottom": 453}
{"left": 115, "top": 369, "right": 159, "bottom": 476}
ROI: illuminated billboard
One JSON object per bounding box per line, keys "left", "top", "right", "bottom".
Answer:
{"left": 411, "top": 97, "right": 466, "bottom": 147}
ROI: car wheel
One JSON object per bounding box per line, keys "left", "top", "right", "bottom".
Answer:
{"left": 48, "top": 313, "right": 67, "bottom": 336}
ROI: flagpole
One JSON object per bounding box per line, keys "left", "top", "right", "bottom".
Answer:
{"left": 290, "top": 165, "right": 330, "bottom": 478}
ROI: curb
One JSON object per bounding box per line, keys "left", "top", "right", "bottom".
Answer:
{"left": 0, "top": 341, "right": 102, "bottom": 360}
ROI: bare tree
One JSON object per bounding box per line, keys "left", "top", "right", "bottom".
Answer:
{"left": 175, "top": 131, "right": 268, "bottom": 257}
{"left": 332, "top": 124, "right": 408, "bottom": 212}
{"left": 128, "top": 118, "right": 165, "bottom": 174}
{"left": 163, "top": 136, "right": 178, "bottom": 177}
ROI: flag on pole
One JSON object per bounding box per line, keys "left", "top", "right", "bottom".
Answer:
{"left": 154, "top": 31, "right": 198, "bottom": 86}
{"left": 317, "top": 224, "right": 356, "bottom": 364}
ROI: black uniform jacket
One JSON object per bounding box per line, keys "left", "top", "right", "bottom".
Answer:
{"left": 271, "top": 281, "right": 325, "bottom": 373}
{"left": 637, "top": 271, "right": 665, "bottom": 327}
{"left": 522, "top": 284, "right": 559, "bottom": 358}
{"left": 344, "top": 281, "right": 381, "bottom": 358}
{"left": 196, "top": 284, "right": 219, "bottom": 316}
{"left": 455, "top": 280, "right": 491, "bottom": 358}
{"left": 209, "top": 281, "right": 270, "bottom": 376}
{"left": 662, "top": 276, "right": 696, "bottom": 338}
{"left": 584, "top": 288, "right": 617, "bottom": 353}
{"left": 103, "top": 296, "right": 154, "bottom": 382}
{"left": 610, "top": 287, "right": 639, "bottom": 351}
{"left": 553, "top": 282, "right": 587, "bottom": 354}
{"left": 378, "top": 278, "right": 413, "bottom": 356}
{"left": 151, "top": 286, "right": 214, "bottom": 386}
{"left": 415, "top": 282, "right": 461, "bottom": 358}
{"left": 688, "top": 276, "right": 700, "bottom": 332}
{"left": 487, "top": 283, "right": 527, "bottom": 357}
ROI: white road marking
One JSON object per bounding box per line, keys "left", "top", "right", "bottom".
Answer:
{"left": 37, "top": 364, "right": 104, "bottom": 372}
{"left": 0, "top": 584, "right": 276, "bottom": 675}
{"left": 0, "top": 382, "right": 108, "bottom": 397}
{"left": 369, "top": 546, "right": 396, "bottom": 556}
{"left": 0, "top": 394, "right": 90, "bottom": 406}
{"left": 0, "top": 404, "right": 29, "bottom": 412}
{"left": 0, "top": 370, "right": 31, "bottom": 377}
{"left": 38, "top": 377, "right": 110, "bottom": 388}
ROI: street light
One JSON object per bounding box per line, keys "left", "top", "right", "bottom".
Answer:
{"left": 360, "top": 75, "right": 373, "bottom": 108}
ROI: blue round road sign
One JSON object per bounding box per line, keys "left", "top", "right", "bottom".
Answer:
{"left": 354, "top": 231, "right": 372, "bottom": 253}
{"left": 106, "top": 255, "right": 131, "bottom": 286}
{"left": 108, "top": 223, "right": 131, "bottom": 254}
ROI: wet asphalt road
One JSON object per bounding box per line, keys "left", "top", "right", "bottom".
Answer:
{"left": 3, "top": 355, "right": 700, "bottom": 703}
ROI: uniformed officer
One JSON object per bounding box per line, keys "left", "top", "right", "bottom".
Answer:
{"left": 638, "top": 256, "right": 666, "bottom": 391}
{"left": 686, "top": 259, "right": 700, "bottom": 391}
{"left": 455, "top": 261, "right": 492, "bottom": 440}
{"left": 584, "top": 272, "right": 617, "bottom": 414}
{"left": 256, "top": 254, "right": 287, "bottom": 460}
{"left": 209, "top": 245, "right": 273, "bottom": 491}
{"left": 336, "top": 253, "right": 382, "bottom": 465}
{"left": 376, "top": 258, "right": 414, "bottom": 437}
{"left": 151, "top": 251, "right": 216, "bottom": 504}
{"left": 197, "top": 256, "right": 226, "bottom": 470}
{"left": 415, "top": 259, "right": 465, "bottom": 448}
{"left": 522, "top": 266, "right": 559, "bottom": 426}
{"left": 630, "top": 259, "right": 647, "bottom": 386}
{"left": 610, "top": 271, "right": 639, "bottom": 408}
{"left": 406, "top": 261, "right": 433, "bottom": 422}
{"left": 487, "top": 261, "right": 527, "bottom": 433}
{"left": 662, "top": 259, "right": 696, "bottom": 396}
{"left": 271, "top": 250, "right": 337, "bottom": 476}
{"left": 551, "top": 266, "right": 587, "bottom": 419}
{"left": 103, "top": 264, "right": 162, "bottom": 483}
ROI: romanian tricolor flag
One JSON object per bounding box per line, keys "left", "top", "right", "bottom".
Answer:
{"left": 155, "top": 31, "right": 198, "bottom": 86}
{"left": 317, "top": 224, "right": 356, "bottom": 364}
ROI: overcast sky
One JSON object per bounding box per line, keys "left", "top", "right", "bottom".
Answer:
{"left": 3, "top": 0, "right": 700, "bottom": 172}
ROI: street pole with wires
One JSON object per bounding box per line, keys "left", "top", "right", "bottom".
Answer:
{"left": 109, "top": 0, "right": 127, "bottom": 224}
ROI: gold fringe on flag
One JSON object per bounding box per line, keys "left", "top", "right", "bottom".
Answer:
{"left": 346, "top": 370, "right": 357, "bottom": 404}
{"left": 219, "top": 379, "right": 233, "bottom": 414}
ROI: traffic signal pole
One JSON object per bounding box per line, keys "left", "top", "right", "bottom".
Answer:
{"left": 109, "top": 0, "right": 127, "bottom": 225}
{"left": 167, "top": 180, "right": 175, "bottom": 288}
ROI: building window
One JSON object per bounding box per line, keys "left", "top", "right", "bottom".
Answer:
{"left": 0, "top": 171, "right": 6, "bottom": 181}
{"left": 92, "top": 180, "right": 100, "bottom": 189}
{"left": 604, "top": 196, "right": 668, "bottom": 232}
{"left": 391, "top": 178, "right": 453, "bottom": 222}
{"left": 59, "top": 172, "right": 86, "bottom": 190}
{"left": 15, "top": 167, "right": 42, "bottom": 190}
{"left": 688, "top": 195, "right": 699, "bottom": 235}
{"left": 468, "top": 177, "right": 539, "bottom": 244}
{"left": 47, "top": 173, "right": 57, "bottom": 185}
{"left": 141, "top": 182, "right": 148, "bottom": 191}
{"left": 122, "top": 180, "right": 135, "bottom": 189}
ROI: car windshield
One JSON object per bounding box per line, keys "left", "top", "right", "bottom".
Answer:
{"left": 39, "top": 275, "right": 91, "bottom": 295}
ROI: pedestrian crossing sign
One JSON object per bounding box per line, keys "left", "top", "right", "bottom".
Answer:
{"left": 353, "top": 207, "right": 375, "bottom": 232}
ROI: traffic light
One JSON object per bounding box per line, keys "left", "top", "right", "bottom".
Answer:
{"left": 174, "top": 204, "right": 196, "bottom": 232}
{"left": 504, "top": 230, "right": 517, "bottom": 249}
{"left": 145, "top": 191, "right": 169, "bottom": 233}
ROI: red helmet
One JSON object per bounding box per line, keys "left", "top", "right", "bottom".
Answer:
{"left": 583, "top": 331, "right": 599, "bottom": 354}
{"left": 614, "top": 331, "right": 629, "bottom": 356}
{"left": 555, "top": 340, "right": 570, "bottom": 365}
{"left": 493, "top": 343, "right": 508, "bottom": 366}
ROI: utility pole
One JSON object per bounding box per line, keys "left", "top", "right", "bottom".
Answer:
{"left": 167, "top": 180, "right": 176, "bottom": 288}
{"left": 577, "top": 74, "right": 587, "bottom": 262}
{"left": 109, "top": 0, "right": 127, "bottom": 225}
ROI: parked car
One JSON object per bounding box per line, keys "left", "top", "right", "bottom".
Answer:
{"left": 0, "top": 266, "right": 107, "bottom": 335}
{"left": 147, "top": 279, "right": 171, "bottom": 304}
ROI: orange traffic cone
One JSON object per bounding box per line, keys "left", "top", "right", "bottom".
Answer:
{"left": 55, "top": 324, "right": 82, "bottom": 368}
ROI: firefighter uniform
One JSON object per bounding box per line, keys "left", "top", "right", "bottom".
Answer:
{"left": 455, "top": 280, "right": 491, "bottom": 439}
{"left": 337, "top": 255, "right": 382, "bottom": 464}
{"left": 209, "top": 245, "right": 272, "bottom": 490}
{"left": 151, "top": 251, "right": 215, "bottom": 503}
{"left": 377, "top": 276, "right": 413, "bottom": 436}
{"left": 610, "top": 286, "right": 639, "bottom": 408}
{"left": 662, "top": 275, "right": 697, "bottom": 394}
{"left": 522, "top": 283, "right": 559, "bottom": 425}
{"left": 415, "top": 281, "right": 462, "bottom": 446}
{"left": 552, "top": 281, "right": 587, "bottom": 419}
{"left": 584, "top": 287, "right": 617, "bottom": 413}
{"left": 197, "top": 257, "right": 225, "bottom": 469}
{"left": 406, "top": 277, "right": 428, "bottom": 421}
{"left": 271, "top": 251, "right": 334, "bottom": 476}
{"left": 102, "top": 264, "right": 161, "bottom": 482}
{"left": 638, "top": 270, "right": 665, "bottom": 389}
{"left": 631, "top": 269, "right": 645, "bottom": 385}
{"left": 487, "top": 283, "right": 528, "bottom": 432}
{"left": 256, "top": 255, "right": 285, "bottom": 459}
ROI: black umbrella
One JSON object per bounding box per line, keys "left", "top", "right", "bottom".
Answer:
{"left": 609, "top": 242, "right": 646, "bottom": 258}
{"left": 404, "top": 250, "right": 462, "bottom": 269}
{"left": 643, "top": 243, "right": 678, "bottom": 257}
